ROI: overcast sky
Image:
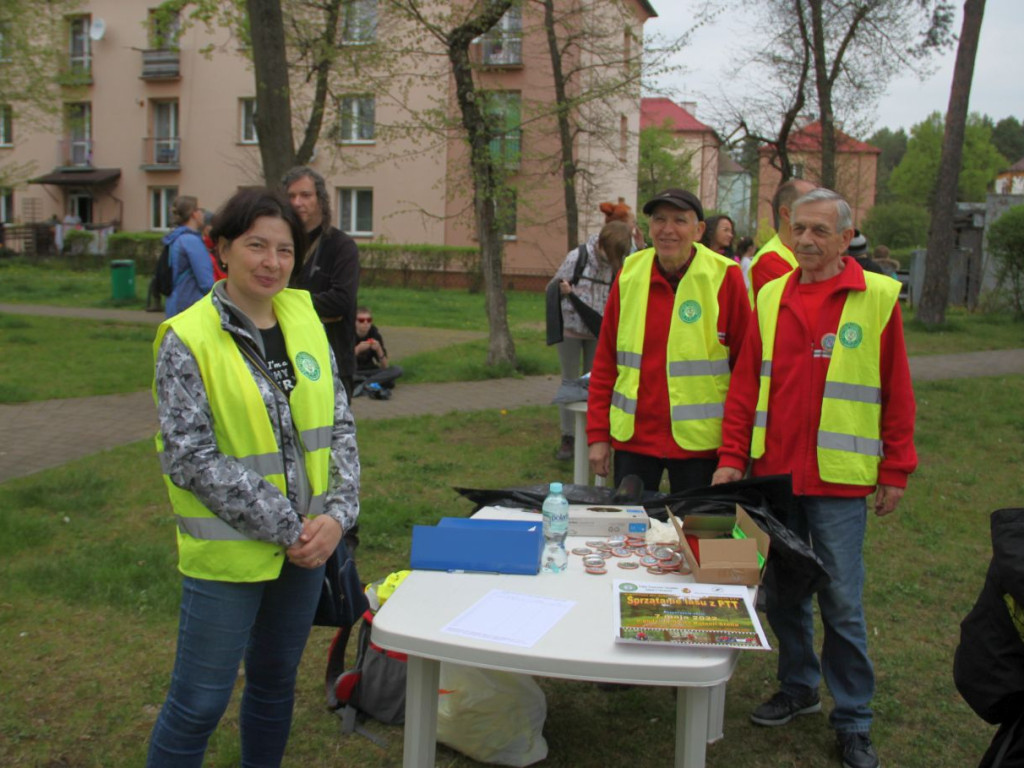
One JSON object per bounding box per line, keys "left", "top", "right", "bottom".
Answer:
{"left": 644, "top": 0, "right": 1023, "bottom": 136}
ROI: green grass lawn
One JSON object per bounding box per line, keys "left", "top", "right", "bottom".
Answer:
{"left": 2, "top": 376, "right": 1021, "bottom": 767}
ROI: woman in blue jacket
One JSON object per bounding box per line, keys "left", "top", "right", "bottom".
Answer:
{"left": 164, "top": 195, "right": 215, "bottom": 317}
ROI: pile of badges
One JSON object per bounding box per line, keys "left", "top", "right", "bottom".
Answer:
{"left": 570, "top": 534, "right": 690, "bottom": 576}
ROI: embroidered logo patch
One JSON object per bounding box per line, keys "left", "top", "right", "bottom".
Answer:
{"left": 295, "top": 352, "right": 321, "bottom": 381}
{"left": 838, "top": 322, "right": 863, "bottom": 349}
{"left": 678, "top": 300, "right": 702, "bottom": 324}
{"left": 821, "top": 333, "right": 836, "bottom": 352}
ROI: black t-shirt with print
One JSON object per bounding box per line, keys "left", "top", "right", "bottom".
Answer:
{"left": 260, "top": 323, "right": 297, "bottom": 396}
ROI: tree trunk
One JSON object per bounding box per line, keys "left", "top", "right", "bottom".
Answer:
{"left": 918, "top": 0, "right": 986, "bottom": 326}
{"left": 246, "top": 0, "right": 296, "bottom": 185}
{"left": 296, "top": 0, "right": 344, "bottom": 165}
{"left": 542, "top": 0, "right": 579, "bottom": 251}
{"left": 447, "top": 3, "right": 516, "bottom": 367}
{"left": 806, "top": 0, "right": 836, "bottom": 189}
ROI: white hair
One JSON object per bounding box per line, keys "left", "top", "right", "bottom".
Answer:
{"left": 792, "top": 188, "right": 853, "bottom": 232}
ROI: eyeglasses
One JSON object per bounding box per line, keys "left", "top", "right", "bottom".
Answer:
{"left": 356, "top": 317, "right": 372, "bottom": 323}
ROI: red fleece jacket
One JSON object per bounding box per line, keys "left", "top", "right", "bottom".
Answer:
{"left": 718, "top": 257, "right": 917, "bottom": 496}
{"left": 750, "top": 249, "right": 794, "bottom": 301}
{"left": 586, "top": 250, "right": 751, "bottom": 459}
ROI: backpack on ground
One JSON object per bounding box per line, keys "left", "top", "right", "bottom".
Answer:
{"left": 325, "top": 572, "right": 410, "bottom": 747}
{"left": 154, "top": 242, "right": 174, "bottom": 297}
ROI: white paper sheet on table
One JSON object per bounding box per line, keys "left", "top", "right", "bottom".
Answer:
{"left": 441, "top": 589, "right": 576, "bottom": 648}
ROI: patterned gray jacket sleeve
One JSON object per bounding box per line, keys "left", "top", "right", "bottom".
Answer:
{"left": 155, "top": 330, "right": 304, "bottom": 546}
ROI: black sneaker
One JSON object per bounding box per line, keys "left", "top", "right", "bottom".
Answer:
{"left": 749, "top": 690, "right": 821, "bottom": 726}
{"left": 837, "top": 731, "right": 879, "bottom": 768}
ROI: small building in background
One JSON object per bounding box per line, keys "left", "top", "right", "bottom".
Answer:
{"left": 640, "top": 97, "right": 721, "bottom": 215}
{"left": 995, "top": 158, "right": 1024, "bottom": 195}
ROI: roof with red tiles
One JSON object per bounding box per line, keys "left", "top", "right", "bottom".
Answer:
{"left": 641, "top": 97, "right": 716, "bottom": 134}
{"left": 760, "top": 121, "right": 880, "bottom": 154}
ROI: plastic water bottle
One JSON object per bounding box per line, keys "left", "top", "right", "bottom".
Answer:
{"left": 542, "top": 482, "right": 569, "bottom": 573}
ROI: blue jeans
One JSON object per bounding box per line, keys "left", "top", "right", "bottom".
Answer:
{"left": 765, "top": 495, "right": 874, "bottom": 733}
{"left": 147, "top": 561, "right": 323, "bottom": 767}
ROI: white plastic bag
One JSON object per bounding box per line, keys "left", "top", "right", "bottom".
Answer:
{"left": 436, "top": 663, "right": 548, "bottom": 766}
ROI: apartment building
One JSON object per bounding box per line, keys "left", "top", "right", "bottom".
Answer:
{"left": 0, "top": 0, "right": 656, "bottom": 279}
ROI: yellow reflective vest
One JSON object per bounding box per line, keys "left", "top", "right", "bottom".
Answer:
{"left": 154, "top": 289, "right": 335, "bottom": 582}
{"left": 610, "top": 245, "right": 733, "bottom": 451}
{"left": 751, "top": 272, "right": 901, "bottom": 485}
{"left": 747, "top": 233, "right": 797, "bottom": 307}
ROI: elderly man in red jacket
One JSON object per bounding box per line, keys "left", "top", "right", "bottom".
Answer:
{"left": 713, "top": 188, "right": 917, "bottom": 768}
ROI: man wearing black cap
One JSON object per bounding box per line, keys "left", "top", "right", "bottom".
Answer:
{"left": 846, "top": 230, "right": 886, "bottom": 275}
{"left": 585, "top": 188, "right": 751, "bottom": 493}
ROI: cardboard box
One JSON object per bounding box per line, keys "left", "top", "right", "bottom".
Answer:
{"left": 672, "top": 506, "right": 769, "bottom": 586}
{"left": 411, "top": 518, "right": 543, "bottom": 575}
{"left": 566, "top": 504, "right": 649, "bottom": 537}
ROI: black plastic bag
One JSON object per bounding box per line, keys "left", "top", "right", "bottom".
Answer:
{"left": 313, "top": 538, "right": 369, "bottom": 628}
{"left": 455, "top": 479, "right": 665, "bottom": 512}
{"left": 649, "top": 475, "right": 831, "bottom": 599}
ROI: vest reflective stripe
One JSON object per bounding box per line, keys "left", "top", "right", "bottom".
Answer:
{"left": 610, "top": 245, "right": 734, "bottom": 450}
{"left": 751, "top": 272, "right": 900, "bottom": 486}
{"left": 177, "top": 515, "right": 252, "bottom": 541}
{"left": 747, "top": 234, "right": 797, "bottom": 307}
{"left": 154, "top": 289, "right": 336, "bottom": 582}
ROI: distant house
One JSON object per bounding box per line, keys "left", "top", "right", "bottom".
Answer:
{"left": 758, "top": 121, "right": 880, "bottom": 228}
{"left": 995, "top": 158, "right": 1024, "bottom": 195}
{"left": 640, "top": 98, "right": 721, "bottom": 215}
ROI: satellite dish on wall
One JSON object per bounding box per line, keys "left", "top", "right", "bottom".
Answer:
{"left": 89, "top": 18, "right": 107, "bottom": 41}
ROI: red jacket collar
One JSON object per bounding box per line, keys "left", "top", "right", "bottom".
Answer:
{"left": 782, "top": 255, "right": 866, "bottom": 300}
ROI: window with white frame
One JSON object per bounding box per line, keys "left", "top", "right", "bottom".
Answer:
{"left": 495, "top": 186, "right": 517, "bottom": 240}
{"left": 341, "top": 0, "right": 377, "bottom": 44}
{"left": 0, "top": 104, "right": 12, "bottom": 146}
{"left": 338, "top": 188, "right": 373, "bottom": 236}
{"left": 479, "top": 5, "right": 522, "bottom": 66}
{"left": 150, "top": 186, "right": 178, "bottom": 230}
{"left": 338, "top": 95, "right": 375, "bottom": 143}
{"left": 68, "top": 16, "right": 91, "bottom": 73}
{"left": 66, "top": 102, "right": 91, "bottom": 166}
{"left": 240, "top": 98, "right": 258, "bottom": 144}
{"left": 152, "top": 100, "right": 179, "bottom": 164}
{"left": 0, "top": 188, "right": 13, "bottom": 224}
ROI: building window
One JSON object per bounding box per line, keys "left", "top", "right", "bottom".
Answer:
{"left": 150, "top": 186, "right": 178, "bottom": 230}
{"left": 0, "top": 104, "right": 12, "bottom": 146}
{"left": 152, "top": 100, "right": 180, "bottom": 164}
{"left": 148, "top": 8, "right": 181, "bottom": 50}
{"left": 338, "top": 95, "right": 375, "bottom": 143}
{"left": 483, "top": 91, "right": 521, "bottom": 171}
{"left": 0, "top": 23, "right": 10, "bottom": 63}
{"left": 338, "top": 188, "right": 373, "bottom": 236}
{"left": 65, "top": 102, "right": 91, "bottom": 166}
{"left": 68, "top": 16, "right": 91, "bottom": 74}
{"left": 495, "top": 186, "right": 517, "bottom": 240}
{"left": 0, "top": 188, "right": 13, "bottom": 223}
{"left": 479, "top": 6, "right": 522, "bottom": 66}
{"left": 792, "top": 163, "right": 805, "bottom": 179}
{"left": 240, "top": 99, "right": 258, "bottom": 144}
{"left": 341, "top": 0, "right": 377, "bottom": 44}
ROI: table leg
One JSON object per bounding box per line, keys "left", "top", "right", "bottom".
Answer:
{"left": 402, "top": 656, "right": 440, "bottom": 768}
{"left": 706, "top": 682, "right": 726, "bottom": 744}
{"left": 675, "top": 686, "right": 710, "bottom": 768}
{"left": 572, "top": 407, "right": 605, "bottom": 487}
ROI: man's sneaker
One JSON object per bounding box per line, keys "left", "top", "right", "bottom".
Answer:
{"left": 555, "top": 435, "right": 574, "bottom": 461}
{"left": 837, "top": 731, "right": 879, "bottom": 768}
{"left": 749, "top": 690, "right": 822, "bottom": 726}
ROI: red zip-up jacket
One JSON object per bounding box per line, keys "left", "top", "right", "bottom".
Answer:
{"left": 750, "top": 249, "right": 794, "bottom": 300}
{"left": 586, "top": 250, "right": 751, "bottom": 459}
{"left": 718, "top": 257, "right": 917, "bottom": 495}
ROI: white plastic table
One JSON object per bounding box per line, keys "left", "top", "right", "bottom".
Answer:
{"left": 373, "top": 511, "right": 747, "bottom": 768}
{"left": 564, "top": 400, "right": 606, "bottom": 487}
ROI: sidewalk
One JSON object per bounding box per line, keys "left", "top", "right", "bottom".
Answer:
{"left": 2, "top": 303, "right": 1023, "bottom": 484}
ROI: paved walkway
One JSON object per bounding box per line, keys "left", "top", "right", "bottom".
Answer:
{"left": 2, "top": 302, "right": 1023, "bottom": 484}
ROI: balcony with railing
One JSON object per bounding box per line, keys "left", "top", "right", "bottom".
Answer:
{"left": 58, "top": 138, "right": 93, "bottom": 168}
{"left": 141, "top": 136, "right": 181, "bottom": 170}
{"left": 141, "top": 49, "right": 181, "bottom": 80}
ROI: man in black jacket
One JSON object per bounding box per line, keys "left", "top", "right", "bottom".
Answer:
{"left": 283, "top": 166, "right": 360, "bottom": 399}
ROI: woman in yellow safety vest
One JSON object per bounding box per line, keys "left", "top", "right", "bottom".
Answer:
{"left": 147, "top": 187, "right": 360, "bottom": 767}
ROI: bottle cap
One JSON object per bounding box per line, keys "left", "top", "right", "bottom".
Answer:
{"left": 549, "top": 482, "right": 563, "bottom": 493}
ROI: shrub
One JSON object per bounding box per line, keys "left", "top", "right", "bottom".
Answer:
{"left": 107, "top": 231, "right": 165, "bottom": 275}
{"left": 862, "top": 202, "right": 930, "bottom": 250}
{"left": 986, "top": 204, "right": 1024, "bottom": 318}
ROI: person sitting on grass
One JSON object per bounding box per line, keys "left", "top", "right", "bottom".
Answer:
{"left": 353, "top": 306, "right": 402, "bottom": 399}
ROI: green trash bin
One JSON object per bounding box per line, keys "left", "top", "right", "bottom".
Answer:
{"left": 110, "top": 259, "right": 136, "bottom": 301}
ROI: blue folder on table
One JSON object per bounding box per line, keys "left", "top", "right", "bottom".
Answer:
{"left": 411, "top": 518, "right": 544, "bottom": 575}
